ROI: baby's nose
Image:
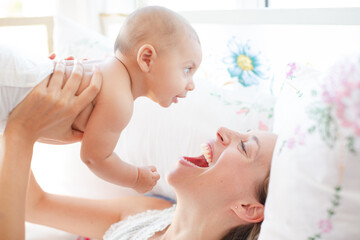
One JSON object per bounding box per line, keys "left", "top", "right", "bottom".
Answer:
{"left": 186, "top": 79, "right": 195, "bottom": 91}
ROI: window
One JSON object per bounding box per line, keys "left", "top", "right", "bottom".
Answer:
{"left": 0, "top": 0, "right": 54, "bottom": 55}
{"left": 269, "top": 0, "right": 360, "bottom": 8}
{"left": 144, "top": 0, "right": 266, "bottom": 11}
{"left": 0, "top": 0, "right": 55, "bottom": 18}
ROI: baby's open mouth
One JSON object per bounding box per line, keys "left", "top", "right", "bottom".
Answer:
{"left": 182, "top": 143, "right": 213, "bottom": 168}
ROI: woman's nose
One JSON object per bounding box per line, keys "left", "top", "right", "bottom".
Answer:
{"left": 216, "top": 127, "right": 231, "bottom": 145}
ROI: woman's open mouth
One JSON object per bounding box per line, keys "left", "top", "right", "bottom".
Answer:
{"left": 181, "top": 143, "right": 213, "bottom": 168}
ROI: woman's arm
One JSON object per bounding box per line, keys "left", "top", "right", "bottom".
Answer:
{"left": 0, "top": 129, "right": 36, "bottom": 240}
{"left": 26, "top": 171, "right": 172, "bottom": 239}
{"left": 0, "top": 61, "right": 102, "bottom": 239}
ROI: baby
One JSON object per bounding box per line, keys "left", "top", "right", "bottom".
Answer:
{"left": 0, "top": 6, "right": 202, "bottom": 193}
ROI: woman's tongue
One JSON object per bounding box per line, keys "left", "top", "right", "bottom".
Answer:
{"left": 184, "top": 155, "right": 209, "bottom": 168}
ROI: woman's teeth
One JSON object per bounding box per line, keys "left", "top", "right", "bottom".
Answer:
{"left": 200, "top": 143, "right": 212, "bottom": 165}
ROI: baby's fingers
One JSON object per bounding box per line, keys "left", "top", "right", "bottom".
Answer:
{"left": 152, "top": 171, "right": 160, "bottom": 181}
{"left": 148, "top": 166, "right": 157, "bottom": 172}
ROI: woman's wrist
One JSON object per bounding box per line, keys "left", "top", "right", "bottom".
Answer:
{"left": 3, "top": 121, "right": 38, "bottom": 145}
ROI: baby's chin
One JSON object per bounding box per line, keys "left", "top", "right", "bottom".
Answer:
{"left": 157, "top": 100, "right": 173, "bottom": 108}
{"left": 155, "top": 95, "right": 181, "bottom": 108}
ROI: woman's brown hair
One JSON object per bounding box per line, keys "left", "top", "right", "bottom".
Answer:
{"left": 221, "top": 176, "right": 270, "bottom": 240}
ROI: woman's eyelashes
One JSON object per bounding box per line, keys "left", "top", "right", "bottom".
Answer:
{"left": 238, "top": 140, "right": 247, "bottom": 155}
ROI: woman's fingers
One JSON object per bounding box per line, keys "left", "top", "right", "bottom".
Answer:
{"left": 48, "top": 60, "right": 65, "bottom": 91}
{"left": 48, "top": 52, "right": 56, "bottom": 60}
{"left": 6, "top": 58, "right": 101, "bottom": 144}
{"left": 75, "top": 65, "right": 102, "bottom": 112}
{"left": 63, "top": 60, "right": 84, "bottom": 96}
{"left": 64, "top": 56, "right": 75, "bottom": 60}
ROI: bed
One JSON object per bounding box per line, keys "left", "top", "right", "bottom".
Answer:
{"left": 1, "top": 7, "right": 360, "bottom": 239}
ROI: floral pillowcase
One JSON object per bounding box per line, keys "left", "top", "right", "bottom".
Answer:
{"left": 194, "top": 30, "right": 276, "bottom": 131}
{"left": 259, "top": 56, "right": 360, "bottom": 239}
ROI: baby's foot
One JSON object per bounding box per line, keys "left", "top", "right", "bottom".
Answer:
{"left": 133, "top": 166, "right": 160, "bottom": 194}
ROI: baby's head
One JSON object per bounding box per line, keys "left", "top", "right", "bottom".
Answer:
{"left": 114, "top": 6, "right": 202, "bottom": 107}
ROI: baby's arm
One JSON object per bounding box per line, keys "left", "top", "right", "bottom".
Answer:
{"left": 81, "top": 84, "right": 159, "bottom": 193}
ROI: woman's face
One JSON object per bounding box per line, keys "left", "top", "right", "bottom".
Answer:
{"left": 167, "top": 127, "right": 277, "bottom": 205}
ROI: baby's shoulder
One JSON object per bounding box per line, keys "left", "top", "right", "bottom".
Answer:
{"left": 100, "top": 58, "right": 132, "bottom": 98}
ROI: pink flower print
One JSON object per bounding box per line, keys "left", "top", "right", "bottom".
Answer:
{"left": 287, "top": 138, "right": 296, "bottom": 149}
{"left": 77, "top": 237, "right": 91, "bottom": 240}
{"left": 237, "top": 108, "right": 249, "bottom": 115}
{"left": 322, "top": 58, "right": 360, "bottom": 136}
{"left": 287, "top": 125, "right": 306, "bottom": 149}
{"left": 258, "top": 120, "right": 269, "bottom": 131}
{"left": 286, "top": 62, "right": 297, "bottom": 79}
{"left": 295, "top": 126, "right": 306, "bottom": 145}
{"left": 318, "top": 219, "right": 333, "bottom": 233}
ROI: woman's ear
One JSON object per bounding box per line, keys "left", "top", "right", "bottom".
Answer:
{"left": 137, "top": 44, "right": 157, "bottom": 73}
{"left": 231, "top": 202, "right": 264, "bottom": 223}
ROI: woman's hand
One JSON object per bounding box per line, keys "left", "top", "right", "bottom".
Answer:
{"left": 6, "top": 60, "right": 102, "bottom": 144}
{"left": 0, "top": 58, "right": 102, "bottom": 239}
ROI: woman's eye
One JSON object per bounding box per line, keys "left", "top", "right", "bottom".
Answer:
{"left": 241, "top": 140, "right": 247, "bottom": 154}
{"left": 184, "top": 68, "right": 191, "bottom": 75}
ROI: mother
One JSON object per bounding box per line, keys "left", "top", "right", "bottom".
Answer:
{"left": 26, "top": 126, "right": 276, "bottom": 240}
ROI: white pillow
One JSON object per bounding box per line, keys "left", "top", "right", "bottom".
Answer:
{"left": 259, "top": 56, "right": 360, "bottom": 239}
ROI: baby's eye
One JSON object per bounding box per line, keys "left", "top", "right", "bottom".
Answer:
{"left": 184, "top": 68, "right": 191, "bottom": 75}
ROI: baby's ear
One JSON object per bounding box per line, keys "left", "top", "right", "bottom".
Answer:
{"left": 231, "top": 201, "right": 264, "bottom": 224}
{"left": 137, "top": 44, "right": 156, "bottom": 72}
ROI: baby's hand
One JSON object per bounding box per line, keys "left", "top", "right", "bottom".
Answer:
{"left": 133, "top": 166, "right": 160, "bottom": 194}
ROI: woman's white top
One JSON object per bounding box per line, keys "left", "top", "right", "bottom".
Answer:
{"left": 0, "top": 45, "right": 53, "bottom": 133}
{"left": 103, "top": 205, "right": 176, "bottom": 240}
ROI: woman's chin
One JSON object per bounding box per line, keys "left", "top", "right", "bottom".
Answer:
{"left": 166, "top": 164, "right": 187, "bottom": 188}
{"left": 166, "top": 169, "right": 177, "bottom": 187}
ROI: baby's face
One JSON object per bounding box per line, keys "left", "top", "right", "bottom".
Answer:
{"left": 149, "top": 37, "right": 202, "bottom": 107}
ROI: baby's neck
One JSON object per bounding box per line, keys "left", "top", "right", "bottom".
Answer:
{"left": 113, "top": 52, "right": 148, "bottom": 100}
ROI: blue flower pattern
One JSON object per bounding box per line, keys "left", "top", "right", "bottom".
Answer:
{"left": 223, "top": 37, "right": 270, "bottom": 87}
